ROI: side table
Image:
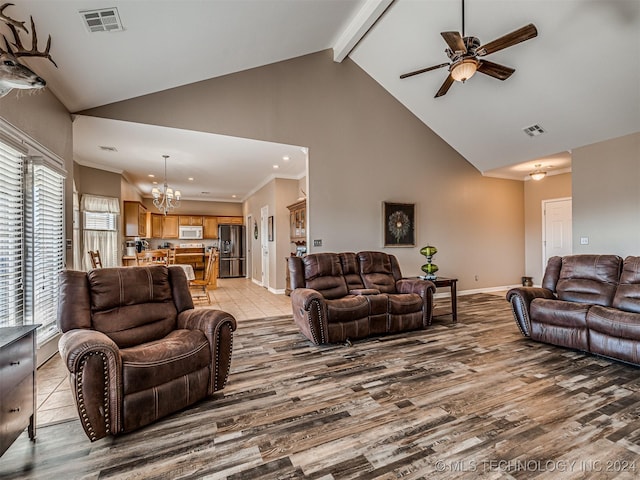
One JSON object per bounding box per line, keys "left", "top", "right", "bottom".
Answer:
{"left": 431, "top": 277, "right": 458, "bottom": 323}
{"left": 1, "top": 325, "right": 39, "bottom": 456}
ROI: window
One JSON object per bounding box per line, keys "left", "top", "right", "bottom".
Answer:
{"left": 25, "top": 159, "right": 65, "bottom": 343}
{"left": 83, "top": 211, "right": 117, "bottom": 231}
{"left": 81, "top": 195, "right": 120, "bottom": 269}
{"left": 0, "top": 122, "right": 66, "bottom": 346}
{"left": 0, "top": 138, "right": 25, "bottom": 329}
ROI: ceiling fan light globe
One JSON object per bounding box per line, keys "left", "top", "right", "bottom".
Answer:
{"left": 529, "top": 171, "right": 546, "bottom": 181}
{"left": 451, "top": 59, "right": 478, "bottom": 82}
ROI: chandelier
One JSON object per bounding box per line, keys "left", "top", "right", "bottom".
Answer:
{"left": 151, "top": 155, "right": 181, "bottom": 215}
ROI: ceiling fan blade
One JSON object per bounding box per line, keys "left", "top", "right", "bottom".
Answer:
{"left": 476, "top": 23, "right": 537, "bottom": 56}
{"left": 477, "top": 60, "right": 515, "bottom": 80}
{"left": 400, "top": 62, "right": 449, "bottom": 79}
{"left": 434, "top": 74, "right": 455, "bottom": 98}
{"left": 441, "top": 31, "right": 466, "bottom": 53}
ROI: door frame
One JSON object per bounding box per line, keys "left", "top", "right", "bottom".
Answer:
{"left": 261, "top": 205, "right": 269, "bottom": 288}
{"left": 246, "top": 214, "right": 252, "bottom": 280}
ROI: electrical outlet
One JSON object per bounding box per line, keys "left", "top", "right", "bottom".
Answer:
{"left": 580, "top": 237, "right": 589, "bottom": 245}
{"left": 474, "top": 275, "right": 479, "bottom": 281}
{"left": 313, "top": 239, "right": 322, "bottom": 247}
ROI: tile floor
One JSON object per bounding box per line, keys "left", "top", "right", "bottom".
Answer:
{"left": 36, "top": 277, "right": 293, "bottom": 426}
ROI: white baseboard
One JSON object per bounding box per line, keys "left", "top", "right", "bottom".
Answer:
{"left": 37, "top": 333, "right": 61, "bottom": 368}
{"left": 455, "top": 284, "right": 521, "bottom": 297}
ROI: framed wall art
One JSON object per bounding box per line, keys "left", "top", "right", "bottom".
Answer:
{"left": 268, "top": 216, "right": 274, "bottom": 242}
{"left": 383, "top": 202, "right": 415, "bottom": 247}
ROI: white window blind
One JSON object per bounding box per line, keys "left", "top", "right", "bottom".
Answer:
{"left": 25, "top": 159, "right": 65, "bottom": 343}
{"left": 83, "top": 211, "right": 117, "bottom": 231}
{"left": 0, "top": 140, "right": 25, "bottom": 329}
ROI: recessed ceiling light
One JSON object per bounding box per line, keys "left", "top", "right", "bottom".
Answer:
{"left": 148, "top": 174, "right": 155, "bottom": 178}
{"left": 273, "top": 165, "right": 279, "bottom": 169}
{"left": 282, "top": 156, "right": 290, "bottom": 161}
{"left": 152, "top": 181, "right": 158, "bottom": 185}
{"left": 232, "top": 194, "right": 237, "bottom": 198}
{"left": 188, "top": 177, "right": 194, "bottom": 181}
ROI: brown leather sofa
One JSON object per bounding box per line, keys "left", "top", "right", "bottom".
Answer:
{"left": 507, "top": 254, "right": 640, "bottom": 366}
{"left": 57, "top": 265, "right": 236, "bottom": 441}
{"left": 288, "top": 251, "right": 435, "bottom": 344}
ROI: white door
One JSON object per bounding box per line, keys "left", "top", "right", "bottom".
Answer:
{"left": 543, "top": 198, "right": 572, "bottom": 269}
{"left": 261, "top": 205, "right": 269, "bottom": 288}
{"left": 246, "top": 214, "right": 252, "bottom": 280}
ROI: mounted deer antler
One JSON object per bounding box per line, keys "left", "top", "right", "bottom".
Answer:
{"left": 0, "top": 2, "right": 56, "bottom": 97}
{"left": 0, "top": 3, "right": 27, "bottom": 33}
{"left": 4, "top": 16, "right": 57, "bottom": 67}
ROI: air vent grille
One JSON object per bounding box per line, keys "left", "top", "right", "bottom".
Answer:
{"left": 80, "top": 8, "right": 124, "bottom": 33}
{"left": 99, "top": 145, "right": 117, "bottom": 152}
{"left": 523, "top": 124, "right": 545, "bottom": 137}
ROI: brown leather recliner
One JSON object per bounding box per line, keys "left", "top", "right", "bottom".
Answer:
{"left": 507, "top": 254, "right": 640, "bottom": 366}
{"left": 57, "top": 265, "right": 236, "bottom": 441}
{"left": 288, "top": 251, "right": 435, "bottom": 344}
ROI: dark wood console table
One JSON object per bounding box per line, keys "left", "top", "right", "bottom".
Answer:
{"left": 1, "top": 325, "right": 39, "bottom": 456}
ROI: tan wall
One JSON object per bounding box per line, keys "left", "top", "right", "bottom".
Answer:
{"left": 140, "top": 198, "right": 242, "bottom": 216}
{"left": 572, "top": 132, "right": 640, "bottom": 256}
{"left": 0, "top": 89, "right": 73, "bottom": 264}
{"left": 77, "top": 165, "right": 122, "bottom": 198}
{"left": 274, "top": 178, "right": 300, "bottom": 290}
{"left": 243, "top": 177, "right": 299, "bottom": 289}
{"left": 81, "top": 50, "right": 525, "bottom": 291}
{"left": 524, "top": 173, "right": 572, "bottom": 285}
{"left": 121, "top": 177, "right": 143, "bottom": 202}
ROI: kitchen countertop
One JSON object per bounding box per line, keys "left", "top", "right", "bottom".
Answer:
{"left": 122, "top": 251, "right": 218, "bottom": 260}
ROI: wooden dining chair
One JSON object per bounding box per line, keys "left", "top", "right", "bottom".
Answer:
{"left": 189, "top": 251, "right": 216, "bottom": 304}
{"left": 173, "top": 247, "right": 206, "bottom": 278}
{"left": 135, "top": 249, "right": 170, "bottom": 266}
{"left": 88, "top": 250, "right": 103, "bottom": 269}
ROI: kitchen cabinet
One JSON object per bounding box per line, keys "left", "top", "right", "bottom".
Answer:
{"left": 287, "top": 199, "right": 306, "bottom": 246}
{"left": 203, "top": 216, "right": 219, "bottom": 239}
{"left": 123, "top": 201, "right": 147, "bottom": 237}
{"left": 217, "top": 216, "right": 243, "bottom": 225}
{"left": 179, "top": 215, "right": 203, "bottom": 226}
{"left": 163, "top": 215, "right": 180, "bottom": 239}
{"left": 1, "top": 325, "right": 38, "bottom": 456}
{"left": 146, "top": 213, "right": 164, "bottom": 239}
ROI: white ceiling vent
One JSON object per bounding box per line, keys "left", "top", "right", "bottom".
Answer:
{"left": 80, "top": 8, "right": 124, "bottom": 33}
{"left": 523, "top": 124, "right": 545, "bottom": 137}
{"left": 99, "top": 145, "right": 117, "bottom": 152}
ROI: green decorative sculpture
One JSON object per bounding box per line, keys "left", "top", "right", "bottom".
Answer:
{"left": 420, "top": 245, "right": 439, "bottom": 280}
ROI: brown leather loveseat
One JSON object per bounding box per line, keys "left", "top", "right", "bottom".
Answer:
{"left": 507, "top": 254, "right": 640, "bottom": 366}
{"left": 57, "top": 265, "right": 236, "bottom": 441}
{"left": 288, "top": 251, "right": 435, "bottom": 344}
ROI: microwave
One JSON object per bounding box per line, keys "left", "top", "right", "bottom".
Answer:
{"left": 179, "top": 226, "right": 203, "bottom": 240}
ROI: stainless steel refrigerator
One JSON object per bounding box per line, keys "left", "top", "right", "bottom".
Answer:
{"left": 218, "top": 224, "right": 246, "bottom": 278}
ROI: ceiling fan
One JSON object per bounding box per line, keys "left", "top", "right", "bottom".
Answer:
{"left": 400, "top": 0, "right": 537, "bottom": 98}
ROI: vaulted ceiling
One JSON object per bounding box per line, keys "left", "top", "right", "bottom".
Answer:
{"left": 4, "top": 0, "right": 639, "bottom": 199}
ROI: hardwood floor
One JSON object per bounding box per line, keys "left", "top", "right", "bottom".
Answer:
{"left": 3, "top": 293, "right": 640, "bottom": 479}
